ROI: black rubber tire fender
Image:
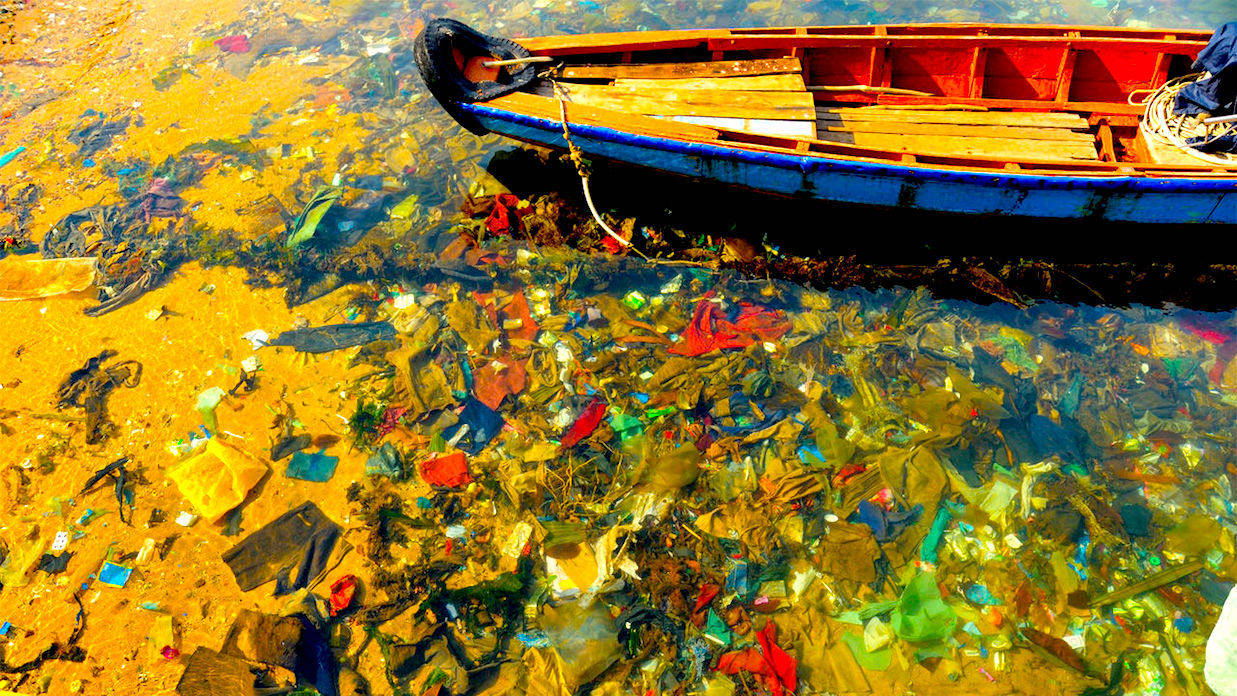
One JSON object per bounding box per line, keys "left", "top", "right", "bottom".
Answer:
{"left": 414, "top": 18, "right": 538, "bottom": 135}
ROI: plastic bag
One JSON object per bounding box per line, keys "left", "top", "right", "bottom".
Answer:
{"left": 0, "top": 256, "right": 97, "bottom": 301}
{"left": 1206, "top": 585, "right": 1237, "bottom": 696}
{"left": 891, "top": 573, "right": 957, "bottom": 643}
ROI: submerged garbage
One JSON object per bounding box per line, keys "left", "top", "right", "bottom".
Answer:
{"left": 0, "top": 0, "right": 1234, "bottom": 695}
{"left": 92, "top": 261, "right": 1237, "bottom": 694}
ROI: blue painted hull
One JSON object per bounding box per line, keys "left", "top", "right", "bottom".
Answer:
{"left": 463, "top": 103, "right": 1236, "bottom": 224}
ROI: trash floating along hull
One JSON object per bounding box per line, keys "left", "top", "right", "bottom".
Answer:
{"left": 416, "top": 20, "right": 1237, "bottom": 224}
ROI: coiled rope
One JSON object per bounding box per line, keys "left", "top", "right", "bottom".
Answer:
{"left": 1132, "top": 73, "right": 1237, "bottom": 167}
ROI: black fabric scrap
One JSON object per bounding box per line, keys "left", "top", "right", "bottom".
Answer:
{"left": 220, "top": 610, "right": 338, "bottom": 696}
{"left": 271, "top": 433, "right": 313, "bottom": 461}
{"left": 38, "top": 551, "right": 73, "bottom": 574}
{"left": 221, "top": 502, "right": 341, "bottom": 596}
{"left": 266, "top": 321, "right": 396, "bottom": 354}
{"left": 79, "top": 456, "right": 131, "bottom": 523}
{"left": 175, "top": 647, "right": 257, "bottom": 696}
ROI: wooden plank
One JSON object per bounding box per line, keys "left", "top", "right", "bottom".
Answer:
{"left": 814, "top": 131, "right": 1097, "bottom": 160}
{"left": 1137, "top": 127, "right": 1228, "bottom": 166}
{"left": 815, "top": 106, "right": 1087, "bottom": 127}
{"left": 816, "top": 119, "right": 1095, "bottom": 142}
{"left": 558, "top": 83, "right": 816, "bottom": 120}
{"left": 489, "top": 91, "right": 721, "bottom": 141}
{"left": 490, "top": 87, "right": 1228, "bottom": 173}
{"left": 559, "top": 58, "right": 801, "bottom": 80}
{"left": 1053, "top": 46, "right": 1077, "bottom": 102}
{"left": 968, "top": 47, "right": 987, "bottom": 98}
{"left": 661, "top": 115, "right": 817, "bottom": 138}
{"left": 613, "top": 74, "right": 806, "bottom": 91}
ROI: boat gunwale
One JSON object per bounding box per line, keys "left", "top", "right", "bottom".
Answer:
{"left": 461, "top": 101, "right": 1237, "bottom": 193}
{"left": 515, "top": 23, "right": 1213, "bottom": 53}
{"left": 481, "top": 93, "right": 1237, "bottom": 179}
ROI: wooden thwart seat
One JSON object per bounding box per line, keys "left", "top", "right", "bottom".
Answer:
{"left": 548, "top": 58, "right": 816, "bottom": 138}
{"left": 558, "top": 58, "right": 801, "bottom": 80}
{"left": 816, "top": 106, "right": 1098, "bottom": 161}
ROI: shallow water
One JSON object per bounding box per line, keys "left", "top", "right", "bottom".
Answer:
{"left": 0, "top": 2, "right": 1235, "bottom": 696}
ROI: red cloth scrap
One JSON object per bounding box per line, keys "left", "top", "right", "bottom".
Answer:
{"left": 214, "top": 35, "right": 251, "bottom": 54}
{"left": 485, "top": 193, "right": 524, "bottom": 236}
{"left": 559, "top": 396, "right": 607, "bottom": 450}
{"left": 671, "top": 298, "right": 790, "bottom": 356}
{"left": 473, "top": 357, "right": 528, "bottom": 410}
{"left": 419, "top": 452, "right": 472, "bottom": 488}
{"left": 715, "top": 621, "right": 798, "bottom": 696}
{"left": 693, "top": 583, "right": 721, "bottom": 615}
{"left": 329, "top": 574, "right": 358, "bottom": 616}
{"left": 500, "top": 291, "right": 540, "bottom": 342}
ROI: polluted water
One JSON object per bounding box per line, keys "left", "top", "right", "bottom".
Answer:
{"left": 0, "top": 1, "right": 1235, "bottom": 696}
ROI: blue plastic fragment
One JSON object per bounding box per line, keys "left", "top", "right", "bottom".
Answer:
{"left": 725, "top": 561, "right": 749, "bottom": 597}
{"left": 365, "top": 443, "right": 402, "bottom": 479}
{"left": 964, "top": 583, "right": 1002, "bottom": 606}
{"left": 0, "top": 621, "right": 10, "bottom": 636}
{"left": 797, "top": 444, "right": 826, "bottom": 466}
{"left": 286, "top": 449, "right": 340, "bottom": 482}
{"left": 98, "top": 561, "right": 133, "bottom": 587}
{"left": 0, "top": 146, "right": 26, "bottom": 169}
{"left": 441, "top": 399, "right": 504, "bottom": 455}
{"left": 1071, "top": 531, "right": 1090, "bottom": 580}
{"left": 1174, "top": 615, "right": 1195, "bottom": 633}
{"left": 516, "top": 630, "right": 552, "bottom": 647}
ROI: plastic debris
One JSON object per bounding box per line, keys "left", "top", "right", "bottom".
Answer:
{"left": 167, "top": 438, "right": 268, "bottom": 523}
{"left": 285, "top": 448, "right": 339, "bottom": 482}
{"left": 266, "top": 321, "right": 396, "bottom": 353}
{"left": 1207, "top": 585, "right": 1237, "bottom": 696}
{"left": 0, "top": 256, "right": 98, "bottom": 301}
{"left": 97, "top": 561, "right": 134, "bottom": 588}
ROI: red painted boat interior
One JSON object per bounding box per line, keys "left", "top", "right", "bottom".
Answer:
{"left": 503, "top": 25, "right": 1232, "bottom": 173}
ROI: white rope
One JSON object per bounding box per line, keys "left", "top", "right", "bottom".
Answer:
{"left": 1134, "top": 73, "right": 1237, "bottom": 167}
{"left": 549, "top": 78, "right": 650, "bottom": 259}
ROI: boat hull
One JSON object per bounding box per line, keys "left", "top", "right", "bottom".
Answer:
{"left": 464, "top": 103, "right": 1235, "bottom": 224}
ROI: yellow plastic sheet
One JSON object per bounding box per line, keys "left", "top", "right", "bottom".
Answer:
{"left": 167, "top": 438, "right": 268, "bottom": 522}
{"left": 0, "top": 256, "right": 97, "bottom": 300}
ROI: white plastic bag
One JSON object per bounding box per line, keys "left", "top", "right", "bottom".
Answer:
{"left": 1207, "top": 584, "right": 1237, "bottom": 696}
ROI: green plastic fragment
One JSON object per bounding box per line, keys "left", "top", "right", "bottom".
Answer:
{"left": 891, "top": 573, "right": 957, "bottom": 643}
{"left": 196, "top": 386, "right": 227, "bottom": 430}
{"left": 287, "top": 185, "right": 343, "bottom": 248}
{"left": 609, "top": 412, "right": 643, "bottom": 442}
{"left": 389, "top": 193, "right": 420, "bottom": 220}
{"left": 842, "top": 630, "right": 893, "bottom": 670}
{"left": 704, "top": 609, "right": 734, "bottom": 646}
{"left": 921, "top": 500, "right": 964, "bottom": 565}
{"left": 621, "top": 291, "right": 647, "bottom": 311}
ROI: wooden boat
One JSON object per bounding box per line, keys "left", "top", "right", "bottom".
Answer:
{"left": 415, "top": 20, "right": 1236, "bottom": 224}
